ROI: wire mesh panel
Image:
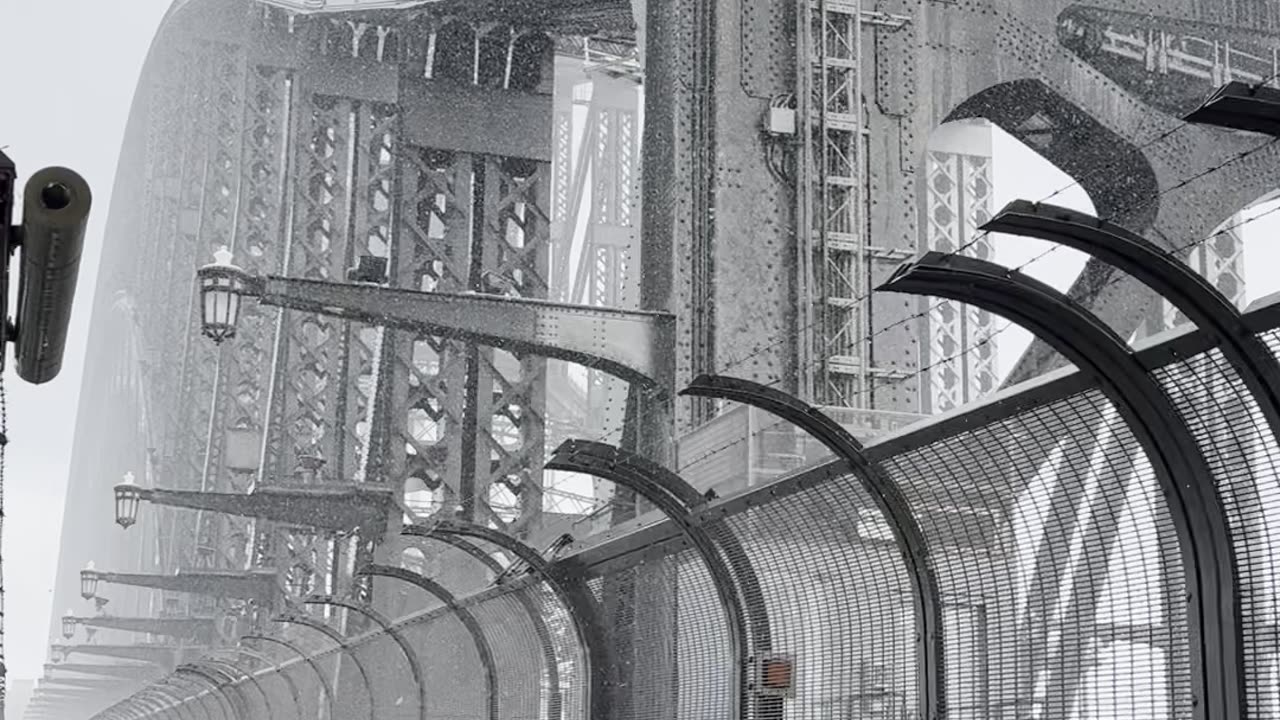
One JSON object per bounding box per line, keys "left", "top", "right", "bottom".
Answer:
{"left": 879, "top": 389, "right": 1190, "bottom": 720}
{"left": 471, "top": 591, "right": 551, "bottom": 719}
{"left": 713, "top": 473, "right": 916, "bottom": 720}
{"left": 1154, "top": 344, "right": 1280, "bottom": 718}
{"left": 587, "top": 549, "right": 734, "bottom": 720}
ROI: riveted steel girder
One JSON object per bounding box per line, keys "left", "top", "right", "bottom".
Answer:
{"left": 1184, "top": 81, "right": 1280, "bottom": 136}
{"left": 52, "top": 643, "right": 203, "bottom": 667}
{"left": 544, "top": 439, "right": 772, "bottom": 720}
{"left": 402, "top": 520, "right": 608, "bottom": 719}
{"left": 48, "top": 663, "right": 164, "bottom": 681}
{"left": 68, "top": 615, "right": 217, "bottom": 641}
{"left": 137, "top": 483, "right": 396, "bottom": 533}
{"left": 302, "top": 596, "right": 427, "bottom": 720}
{"left": 357, "top": 564, "right": 500, "bottom": 720}
{"left": 90, "top": 569, "right": 278, "bottom": 603}
{"left": 879, "top": 252, "right": 1243, "bottom": 720}
{"left": 249, "top": 275, "right": 675, "bottom": 390}
{"left": 680, "top": 374, "right": 946, "bottom": 720}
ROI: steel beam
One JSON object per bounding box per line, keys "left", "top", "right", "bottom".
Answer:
{"left": 87, "top": 569, "right": 278, "bottom": 603}
{"left": 1184, "top": 80, "right": 1280, "bottom": 136}
{"left": 242, "top": 634, "right": 337, "bottom": 720}
{"left": 402, "top": 519, "right": 609, "bottom": 719}
{"left": 134, "top": 483, "right": 396, "bottom": 533}
{"left": 272, "top": 613, "right": 376, "bottom": 720}
{"left": 246, "top": 275, "right": 675, "bottom": 390}
{"left": 545, "top": 439, "right": 772, "bottom": 720}
{"left": 52, "top": 643, "right": 198, "bottom": 667}
{"left": 358, "top": 564, "right": 500, "bottom": 720}
{"left": 67, "top": 615, "right": 216, "bottom": 641}
{"left": 680, "top": 374, "right": 946, "bottom": 720}
{"left": 48, "top": 663, "right": 164, "bottom": 681}
{"left": 878, "top": 252, "right": 1243, "bottom": 720}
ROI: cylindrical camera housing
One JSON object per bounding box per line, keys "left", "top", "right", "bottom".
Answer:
{"left": 15, "top": 167, "right": 91, "bottom": 384}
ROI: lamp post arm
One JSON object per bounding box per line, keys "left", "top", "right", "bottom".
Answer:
{"left": 250, "top": 275, "right": 675, "bottom": 391}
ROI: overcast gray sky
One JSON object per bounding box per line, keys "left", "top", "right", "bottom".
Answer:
{"left": 0, "top": 0, "right": 172, "bottom": 682}
{"left": 3, "top": 0, "right": 1280, "bottom": 687}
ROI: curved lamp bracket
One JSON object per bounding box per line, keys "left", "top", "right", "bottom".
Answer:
{"left": 402, "top": 520, "right": 607, "bottom": 719}
{"left": 256, "top": 276, "right": 676, "bottom": 391}
{"left": 302, "top": 596, "right": 428, "bottom": 720}
{"left": 680, "top": 374, "right": 945, "bottom": 720}
{"left": 242, "top": 634, "right": 337, "bottom": 720}
{"left": 357, "top": 564, "right": 500, "bottom": 720}
{"left": 879, "top": 251, "right": 1243, "bottom": 720}
{"left": 272, "top": 613, "right": 376, "bottom": 720}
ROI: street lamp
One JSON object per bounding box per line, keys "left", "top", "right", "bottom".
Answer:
{"left": 61, "top": 610, "right": 76, "bottom": 640}
{"left": 114, "top": 471, "right": 144, "bottom": 529}
{"left": 80, "top": 561, "right": 99, "bottom": 600}
{"left": 196, "top": 246, "right": 248, "bottom": 343}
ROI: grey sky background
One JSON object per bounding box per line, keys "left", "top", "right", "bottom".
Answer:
{"left": 0, "top": 0, "right": 173, "bottom": 682}
{"left": 2, "top": 0, "right": 1280, "bottom": 685}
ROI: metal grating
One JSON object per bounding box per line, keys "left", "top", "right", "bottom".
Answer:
{"left": 880, "top": 389, "right": 1190, "bottom": 720}
{"left": 1154, "top": 342, "right": 1280, "bottom": 718}
{"left": 713, "top": 472, "right": 916, "bottom": 719}
{"left": 586, "top": 549, "right": 734, "bottom": 720}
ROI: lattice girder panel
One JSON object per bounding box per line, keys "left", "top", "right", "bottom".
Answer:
{"left": 342, "top": 101, "right": 400, "bottom": 485}
{"left": 263, "top": 90, "right": 360, "bottom": 483}
{"left": 473, "top": 156, "right": 551, "bottom": 534}
{"left": 381, "top": 147, "right": 475, "bottom": 517}
{"left": 1154, "top": 347, "right": 1280, "bottom": 718}
{"left": 879, "top": 389, "right": 1191, "bottom": 720}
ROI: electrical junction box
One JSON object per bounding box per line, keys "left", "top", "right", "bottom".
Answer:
{"left": 767, "top": 107, "right": 796, "bottom": 135}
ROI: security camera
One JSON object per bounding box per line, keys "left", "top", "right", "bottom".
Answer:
{"left": 0, "top": 150, "right": 92, "bottom": 384}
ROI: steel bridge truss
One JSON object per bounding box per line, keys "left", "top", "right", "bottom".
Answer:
{"left": 90, "top": 205, "right": 1280, "bottom": 719}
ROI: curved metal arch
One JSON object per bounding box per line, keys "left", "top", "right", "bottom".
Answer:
{"left": 187, "top": 658, "right": 274, "bottom": 720}
{"left": 681, "top": 374, "right": 946, "bottom": 720}
{"left": 302, "top": 596, "right": 428, "bottom": 720}
{"left": 126, "top": 690, "right": 177, "bottom": 720}
{"left": 173, "top": 664, "right": 241, "bottom": 720}
{"left": 197, "top": 656, "right": 279, "bottom": 720}
{"left": 271, "top": 614, "right": 376, "bottom": 720}
{"left": 545, "top": 439, "right": 770, "bottom": 720}
{"left": 129, "top": 690, "right": 179, "bottom": 720}
{"left": 403, "top": 520, "right": 608, "bottom": 719}
{"left": 879, "top": 252, "right": 1243, "bottom": 720}
{"left": 242, "top": 634, "right": 337, "bottom": 720}
{"left": 208, "top": 646, "right": 303, "bottom": 720}
{"left": 358, "top": 564, "right": 499, "bottom": 720}
{"left": 986, "top": 200, "right": 1280, "bottom": 439}
{"left": 155, "top": 674, "right": 215, "bottom": 720}
{"left": 146, "top": 682, "right": 199, "bottom": 720}
{"left": 394, "top": 533, "right": 565, "bottom": 719}
{"left": 170, "top": 673, "right": 228, "bottom": 720}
